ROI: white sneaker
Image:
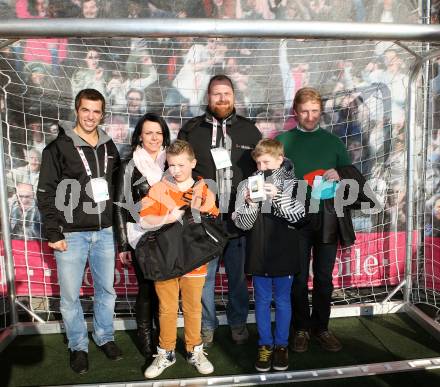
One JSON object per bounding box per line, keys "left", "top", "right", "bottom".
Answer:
{"left": 144, "top": 347, "right": 176, "bottom": 379}
{"left": 187, "top": 344, "right": 214, "bottom": 375}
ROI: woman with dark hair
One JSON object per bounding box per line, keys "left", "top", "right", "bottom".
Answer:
{"left": 114, "top": 112, "right": 171, "bottom": 360}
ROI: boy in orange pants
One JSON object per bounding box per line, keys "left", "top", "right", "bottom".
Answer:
{"left": 140, "top": 140, "right": 218, "bottom": 379}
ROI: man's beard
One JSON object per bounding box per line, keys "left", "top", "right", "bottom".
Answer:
{"left": 211, "top": 103, "right": 233, "bottom": 119}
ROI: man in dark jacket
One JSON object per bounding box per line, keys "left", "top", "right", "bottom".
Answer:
{"left": 37, "top": 89, "right": 121, "bottom": 374}
{"left": 276, "top": 87, "right": 352, "bottom": 353}
{"left": 178, "top": 75, "right": 261, "bottom": 346}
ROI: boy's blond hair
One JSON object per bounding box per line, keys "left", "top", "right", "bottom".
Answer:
{"left": 166, "top": 139, "right": 195, "bottom": 160}
{"left": 252, "top": 138, "right": 284, "bottom": 160}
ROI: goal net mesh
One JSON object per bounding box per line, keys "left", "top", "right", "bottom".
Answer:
{"left": 0, "top": 34, "right": 435, "bottom": 326}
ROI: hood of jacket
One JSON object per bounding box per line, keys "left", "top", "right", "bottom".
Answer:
{"left": 58, "top": 125, "right": 113, "bottom": 148}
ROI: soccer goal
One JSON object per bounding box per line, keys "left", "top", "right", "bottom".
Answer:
{"left": 0, "top": 17, "right": 439, "bottom": 384}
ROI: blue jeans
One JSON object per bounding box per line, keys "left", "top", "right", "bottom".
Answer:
{"left": 253, "top": 275, "right": 293, "bottom": 346}
{"left": 55, "top": 227, "right": 116, "bottom": 352}
{"left": 201, "top": 257, "right": 219, "bottom": 331}
{"left": 201, "top": 236, "right": 249, "bottom": 330}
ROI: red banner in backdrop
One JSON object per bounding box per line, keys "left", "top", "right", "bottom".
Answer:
{"left": 0, "top": 232, "right": 438, "bottom": 297}
{"left": 0, "top": 239, "right": 139, "bottom": 296}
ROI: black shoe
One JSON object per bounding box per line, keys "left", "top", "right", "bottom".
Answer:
{"left": 272, "top": 345, "right": 289, "bottom": 371}
{"left": 231, "top": 325, "right": 249, "bottom": 345}
{"left": 99, "top": 341, "right": 123, "bottom": 361}
{"left": 69, "top": 350, "right": 88, "bottom": 374}
{"left": 289, "top": 330, "right": 310, "bottom": 353}
{"left": 313, "top": 330, "right": 342, "bottom": 352}
{"left": 137, "top": 322, "right": 154, "bottom": 360}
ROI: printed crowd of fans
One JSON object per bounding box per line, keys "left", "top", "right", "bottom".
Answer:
{"left": 0, "top": 0, "right": 437, "bottom": 239}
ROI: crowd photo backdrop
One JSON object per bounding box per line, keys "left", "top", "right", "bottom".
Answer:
{"left": 0, "top": 0, "right": 439, "bottom": 326}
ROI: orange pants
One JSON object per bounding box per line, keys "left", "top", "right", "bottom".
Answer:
{"left": 154, "top": 275, "right": 205, "bottom": 352}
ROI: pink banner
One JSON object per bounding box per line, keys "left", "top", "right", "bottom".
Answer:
{"left": 216, "top": 232, "right": 409, "bottom": 291}
{"left": 0, "top": 232, "right": 421, "bottom": 297}
{"left": 332, "top": 231, "right": 407, "bottom": 288}
{"left": 0, "top": 240, "right": 138, "bottom": 296}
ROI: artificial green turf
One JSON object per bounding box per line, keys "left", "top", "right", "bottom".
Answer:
{"left": 1, "top": 314, "right": 440, "bottom": 386}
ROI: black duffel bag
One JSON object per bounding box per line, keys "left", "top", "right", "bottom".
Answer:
{"left": 135, "top": 209, "right": 229, "bottom": 281}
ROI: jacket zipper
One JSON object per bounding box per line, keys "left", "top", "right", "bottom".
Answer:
{"left": 70, "top": 191, "right": 73, "bottom": 222}
{"left": 92, "top": 144, "right": 102, "bottom": 229}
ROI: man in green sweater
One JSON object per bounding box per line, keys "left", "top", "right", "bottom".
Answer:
{"left": 276, "top": 87, "right": 351, "bottom": 353}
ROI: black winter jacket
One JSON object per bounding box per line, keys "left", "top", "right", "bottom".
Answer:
{"left": 234, "top": 160, "right": 306, "bottom": 276}
{"left": 321, "top": 164, "right": 381, "bottom": 246}
{"left": 245, "top": 213, "right": 302, "bottom": 276}
{"left": 37, "top": 126, "right": 120, "bottom": 243}
{"left": 114, "top": 159, "right": 151, "bottom": 252}
{"left": 178, "top": 109, "right": 261, "bottom": 191}
{"left": 178, "top": 108, "right": 261, "bottom": 234}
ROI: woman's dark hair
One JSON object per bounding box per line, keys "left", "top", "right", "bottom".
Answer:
{"left": 131, "top": 112, "right": 171, "bottom": 152}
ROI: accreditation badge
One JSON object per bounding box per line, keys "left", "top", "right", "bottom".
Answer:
{"left": 210, "top": 147, "right": 232, "bottom": 170}
{"left": 90, "top": 177, "right": 110, "bottom": 203}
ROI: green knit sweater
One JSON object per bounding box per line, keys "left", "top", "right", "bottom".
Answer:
{"left": 276, "top": 127, "right": 351, "bottom": 208}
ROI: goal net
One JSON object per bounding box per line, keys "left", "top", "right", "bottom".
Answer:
{"left": 0, "top": 33, "right": 432, "bottom": 326}
{"left": 411, "top": 54, "right": 440, "bottom": 322}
